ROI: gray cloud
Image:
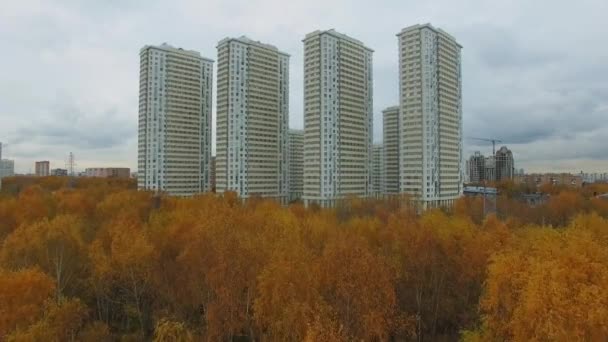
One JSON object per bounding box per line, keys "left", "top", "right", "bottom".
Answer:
{"left": 1, "top": 0, "right": 607, "bottom": 174}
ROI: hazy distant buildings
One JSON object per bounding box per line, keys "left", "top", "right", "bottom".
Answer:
{"left": 495, "top": 146, "right": 514, "bottom": 181}
{"left": 0, "top": 159, "right": 14, "bottom": 178}
{"left": 35, "top": 161, "right": 50, "bottom": 177}
{"left": 288, "top": 129, "right": 304, "bottom": 202}
{"left": 383, "top": 106, "right": 400, "bottom": 195}
{"left": 467, "top": 146, "right": 515, "bottom": 184}
{"left": 580, "top": 172, "right": 608, "bottom": 183}
{"left": 85, "top": 167, "right": 130, "bottom": 178}
{"left": 397, "top": 23, "right": 463, "bottom": 208}
{"left": 51, "top": 168, "right": 68, "bottom": 176}
{"left": 302, "top": 29, "right": 373, "bottom": 207}
{"left": 372, "top": 144, "right": 385, "bottom": 198}
{"left": 137, "top": 43, "right": 213, "bottom": 196}
{"left": 516, "top": 173, "right": 583, "bottom": 188}
{"left": 0, "top": 143, "right": 6, "bottom": 179}
{"left": 216, "top": 36, "right": 289, "bottom": 202}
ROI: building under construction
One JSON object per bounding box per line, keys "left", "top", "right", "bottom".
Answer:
{"left": 467, "top": 146, "right": 515, "bottom": 183}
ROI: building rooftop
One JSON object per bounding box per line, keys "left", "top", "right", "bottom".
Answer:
{"left": 217, "top": 36, "right": 290, "bottom": 57}
{"left": 463, "top": 186, "right": 498, "bottom": 195}
{"left": 303, "top": 29, "right": 374, "bottom": 52}
{"left": 141, "top": 43, "right": 214, "bottom": 62}
{"left": 382, "top": 105, "right": 400, "bottom": 111}
{"left": 397, "top": 23, "right": 462, "bottom": 48}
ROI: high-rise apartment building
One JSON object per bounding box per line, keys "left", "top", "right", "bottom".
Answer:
{"left": 372, "top": 144, "right": 385, "bottom": 198}
{"left": 210, "top": 156, "right": 216, "bottom": 192}
{"left": 216, "top": 36, "right": 289, "bottom": 202}
{"left": 383, "top": 106, "right": 400, "bottom": 195}
{"left": 468, "top": 151, "right": 485, "bottom": 183}
{"left": 137, "top": 43, "right": 213, "bottom": 196}
{"left": 397, "top": 24, "right": 463, "bottom": 208}
{"left": 495, "top": 146, "right": 514, "bottom": 181}
{"left": 288, "top": 129, "right": 304, "bottom": 202}
{"left": 35, "top": 161, "right": 50, "bottom": 177}
{"left": 302, "top": 29, "right": 373, "bottom": 207}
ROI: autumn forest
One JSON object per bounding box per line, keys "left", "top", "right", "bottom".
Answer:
{"left": 1, "top": 176, "right": 608, "bottom": 341}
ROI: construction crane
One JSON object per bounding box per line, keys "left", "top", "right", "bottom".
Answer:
{"left": 468, "top": 137, "right": 503, "bottom": 155}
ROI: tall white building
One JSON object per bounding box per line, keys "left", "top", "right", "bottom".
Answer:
{"left": 137, "top": 43, "right": 213, "bottom": 196}
{"left": 216, "top": 36, "right": 289, "bottom": 202}
{"left": 302, "top": 29, "right": 373, "bottom": 207}
{"left": 397, "top": 24, "right": 463, "bottom": 208}
{"left": 372, "top": 144, "right": 385, "bottom": 198}
{"left": 382, "top": 106, "right": 400, "bottom": 195}
{"left": 288, "top": 129, "right": 304, "bottom": 202}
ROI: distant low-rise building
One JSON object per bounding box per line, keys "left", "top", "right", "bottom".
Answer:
{"left": 35, "top": 161, "right": 50, "bottom": 177}
{"left": 84, "top": 168, "right": 131, "bottom": 178}
{"left": 463, "top": 185, "right": 497, "bottom": 197}
{"left": 51, "top": 168, "right": 68, "bottom": 176}
{"left": 580, "top": 172, "right": 608, "bottom": 183}
{"left": 515, "top": 173, "right": 583, "bottom": 188}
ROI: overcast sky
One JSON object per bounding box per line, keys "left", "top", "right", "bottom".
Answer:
{"left": 1, "top": 0, "right": 607, "bottom": 174}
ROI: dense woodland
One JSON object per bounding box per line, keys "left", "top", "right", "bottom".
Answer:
{"left": 0, "top": 176, "right": 608, "bottom": 341}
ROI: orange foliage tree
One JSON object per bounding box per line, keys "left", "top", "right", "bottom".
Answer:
{"left": 0, "top": 176, "right": 607, "bottom": 340}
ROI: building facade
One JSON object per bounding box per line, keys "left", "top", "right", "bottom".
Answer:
{"left": 484, "top": 156, "right": 496, "bottom": 183}
{"left": 35, "top": 161, "right": 50, "bottom": 177}
{"left": 85, "top": 168, "right": 131, "bottom": 178}
{"left": 210, "top": 156, "right": 216, "bottom": 192}
{"left": 51, "top": 168, "right": 68, "bottom": 176}
{"left": 372, "top": 144, "right": 385, "bottom": 198}
{"left": 216, "top": 36, "right": 289, "bottom": 202}
{"left": 302, "top": 29, "right": 373, "bottom": 207}
{"left": 383, "top": 106, "right": 400, "bottom": 195}
{"left": 137, "top": 43, "right": 213, "bottom": 196}
{"left": 288, "top": 129, "right": 304, "bottom": 202}
{"left": 495, "top": 146, "right": 514, "bottom": 182}
{"left": 397, "top": 23, "right": 463, "bottom": 208}
{"left": 468, "top": 151, "right": 485, "bottom": 183}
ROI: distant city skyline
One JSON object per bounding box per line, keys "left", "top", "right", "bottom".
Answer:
{"left": 1, "top": 1, "right": 607, "bottom": 174}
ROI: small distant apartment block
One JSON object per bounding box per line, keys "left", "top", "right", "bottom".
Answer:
{"left": 85, "top": 168, "right": 131, "bottom": 178}
{"left": 35, "top": 161, "right": 50, "bottom": 177}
